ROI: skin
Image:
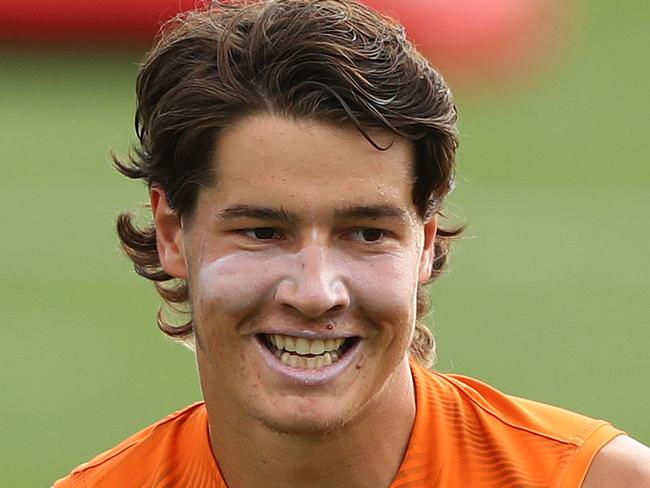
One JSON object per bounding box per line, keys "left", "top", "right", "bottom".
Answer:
{"left": 153, "top": 113, "right": 437, "bottom": 488}
{"left": 582, "top": 436, "right": 650, "bottom": 488}
{"left": 151, "top": 112, "right": 650, "bottom": 487}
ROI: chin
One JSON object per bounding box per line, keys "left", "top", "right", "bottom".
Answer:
{"left": 253, "top": 397, "right": 358, "bottom": 437}
{"left": 257, "top": 414, "right": 350, "bottom": 437}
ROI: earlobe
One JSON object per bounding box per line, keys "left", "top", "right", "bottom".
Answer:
{"left": 418, "top": 215, "right": 438, "bottom": 284}
{"left": 150, "top": 187, "right": 188, "bottom": 279}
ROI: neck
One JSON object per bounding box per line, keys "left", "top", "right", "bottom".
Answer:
{"left": 206, "top": 360, "right": 416, "bottom": 488}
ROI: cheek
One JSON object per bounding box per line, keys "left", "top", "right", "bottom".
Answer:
{"left": 191, "top": 254, "right": 277, "bottom": 331}
{"left": 346, "top": 255, "right": 420, "bottom": 331}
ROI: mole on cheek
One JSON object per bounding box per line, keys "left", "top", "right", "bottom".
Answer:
{"left": 355, "top": 356, "right": 365, "bottom": 370}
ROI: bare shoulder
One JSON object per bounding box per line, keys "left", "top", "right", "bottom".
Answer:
{"left": 581, "top": 435, "right": 650, "bottom": 488}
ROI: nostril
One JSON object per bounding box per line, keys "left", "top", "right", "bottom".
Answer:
{"left": 273, "top": 276, "right": 349, "bottom": 318}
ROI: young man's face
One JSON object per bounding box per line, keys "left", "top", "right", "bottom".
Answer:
{"left": 154, "top": 113, "right": 436, "bottom": 435}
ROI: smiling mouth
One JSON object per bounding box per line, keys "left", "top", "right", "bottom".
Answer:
{"left": 258, "top": 333, "right": 359, "bottom": 370}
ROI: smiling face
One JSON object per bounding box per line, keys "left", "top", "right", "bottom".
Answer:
{"left": 153, "top": 113, "right": 437, "bottom": 435}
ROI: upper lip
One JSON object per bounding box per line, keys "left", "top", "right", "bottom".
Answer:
{"left": 255, "top": 330, "right": 360, "bottom": 340}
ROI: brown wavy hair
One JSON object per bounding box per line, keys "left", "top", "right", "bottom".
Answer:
{"left": 115, "top": 0, "right": 461, "bottom": 368}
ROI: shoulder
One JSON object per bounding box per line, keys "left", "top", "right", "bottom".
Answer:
{"left": 53, "top": 402, "right": 207, "bottom": 488}
{"left": 581, "top": 435, "right": 650, "bottom": 488}
{"left": 410, "top": 363, "right": 628, "bottom": 486}
{"left": 428, "top": 367, "right": 620, "bottom": 447}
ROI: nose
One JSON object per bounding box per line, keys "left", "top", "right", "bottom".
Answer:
{"left": 274, "top": 243, "right": 350, "bottom": 318}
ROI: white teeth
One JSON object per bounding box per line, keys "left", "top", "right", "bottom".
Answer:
{"left": 284, "top": 336, "right": 296, "bottom": 352}
{"left": 267, "top": 334, "right": 346, "bottom": 354}
{"left": 276, "top": 349, "right": 339, "bottom": 370}
{"left": 278, "top": 353, "right": 325, "bottom": 370}
{"left": 295, "top": 338, "right": 310, "bottom": 355}
{"left": 310, "top": 339, "right": 325, "bottom": 355}
{"left": 265, "top": 333, "right": 352, "bottom": 368}
{"left": 281, "top": 352, "right": 290, "bottom": 365}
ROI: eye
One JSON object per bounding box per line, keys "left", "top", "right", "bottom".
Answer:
{"left": 242, "top": 227, "right": 282, "bottom": 240}
{"left": 348, "top": 228, "right": 386, "bottom": 242}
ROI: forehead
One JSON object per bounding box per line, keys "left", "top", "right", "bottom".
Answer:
{"left": 208, "top": 113, "right": 416, "bottom": 214}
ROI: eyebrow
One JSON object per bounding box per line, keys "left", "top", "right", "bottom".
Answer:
{"left": 333, "top": 204, "right": 409, "bottom": 222}
{"left": 215, "top": 205, "right": 300, "bottom": 223}
{"left": 215, "top": 204, "right": 409, "bottom": 223}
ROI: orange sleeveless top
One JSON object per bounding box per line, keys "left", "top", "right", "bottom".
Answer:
{"left": 54, "top": 362, "right": 622, "bottom": 487}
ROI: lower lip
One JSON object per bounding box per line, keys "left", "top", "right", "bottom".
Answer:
{"left": 254, "top": 337, "right": 362, "bottom": 386}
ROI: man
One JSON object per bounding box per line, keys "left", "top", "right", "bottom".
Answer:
{"left": 55, "top": 1, "right": 650, "bottom": 487}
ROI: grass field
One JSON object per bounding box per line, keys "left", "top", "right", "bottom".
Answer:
{"left": 1, "top": 2, "right": 648, "bottom": 486}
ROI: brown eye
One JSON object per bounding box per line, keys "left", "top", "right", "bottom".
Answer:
{"left": 350, "top": 228, "right": 384, "bottom": 242}
{"left": 244, "top": 228, "right": 278, "bottom": 240}
{"left": 362, "top": 229, "right": 383, "bottom": 241}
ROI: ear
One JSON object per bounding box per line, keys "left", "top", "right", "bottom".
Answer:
{"left": 150, "top": 187, "right": 188, "bottom": 279}
{"left": 418, "top": 215, "right": 438, "bottom": 284}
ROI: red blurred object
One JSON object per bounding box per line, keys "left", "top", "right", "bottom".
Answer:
{"left": 0, "top": 0, "right": 198, "bottom": 45}
{"left": 363, "top": 0, "right": 571, "bottom": 88}
{"left": 1, "top": 0, "right": 572, "bottom": 89}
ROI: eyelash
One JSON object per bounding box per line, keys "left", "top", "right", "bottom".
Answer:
{"left": 240, "top": 227, "right": 389, "bottom": 244}
{"left": 241, "top": 228, "right": 284, "bottom": 241}
{"left": 346, "top": 228, "right": 387, "bottom": 243}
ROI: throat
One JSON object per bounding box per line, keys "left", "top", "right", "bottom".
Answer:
{"left": 206, "top": 358, "right": 417, "bottom": 488}
{"left": 213, "top": 428, "right": 413, "bottom": 488}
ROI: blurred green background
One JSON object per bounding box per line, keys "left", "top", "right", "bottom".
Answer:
{"left": 1, "top": 1, "right": 648, "bottom": 486}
